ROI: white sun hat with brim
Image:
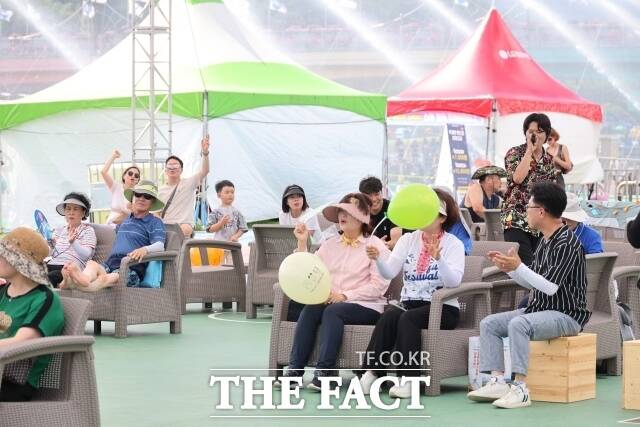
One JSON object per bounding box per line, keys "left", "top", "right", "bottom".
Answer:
{"left": 561, "top": 193, "right": 588, "bottom": 223}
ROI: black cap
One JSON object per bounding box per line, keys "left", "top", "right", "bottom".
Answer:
{"left": 282, "top": 185, "right": 305, "bottom": 200}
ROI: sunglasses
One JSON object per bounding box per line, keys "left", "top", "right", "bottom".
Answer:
{"left": 133, "top": 192, "right": 154, "bottom": 200}
{"left": 127, "top": 170, "right": 140, "bottom": 179}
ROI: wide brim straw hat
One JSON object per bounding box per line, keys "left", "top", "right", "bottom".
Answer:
{"left": 123, "top": 180, "right": 165, "bottom": 212}
{"left": 0, "top": 227, "right": 50, "bottom": 284}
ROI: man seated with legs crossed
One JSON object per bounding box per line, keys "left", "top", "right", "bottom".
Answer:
{"left": 63, "top": 181, "right": 166, "bottom": 291}
{"left": 467, "top": 181, "right": 590, "bottom": 409}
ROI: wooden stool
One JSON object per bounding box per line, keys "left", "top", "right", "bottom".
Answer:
{"left": 526, "top": 333, "right": 597, "bottom": 403}
{"left": 623, "top": 340, "right": 640, "bottom": 410}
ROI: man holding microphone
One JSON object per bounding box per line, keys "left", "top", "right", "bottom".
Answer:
{"left": 501, "top": 113, "right": 558, "bottom": 266}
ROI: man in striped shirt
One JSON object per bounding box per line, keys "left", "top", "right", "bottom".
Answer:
{"left": 468, "top": 182, "right": 590, "bottom": 409}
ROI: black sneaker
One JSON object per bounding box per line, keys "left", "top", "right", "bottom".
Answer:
{"left": 307, "top": 370, "right": 339, "bottom": 392}
{"left": 274, "top": 369, "right": 304, "bottom": 389}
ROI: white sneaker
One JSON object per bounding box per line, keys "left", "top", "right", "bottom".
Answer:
{"left": 467, "top": 377, "right": 511, "bottom": 402}
{"left": 389, "top": 380, "right": 413, "bottom": 399}
{"left": 359, "top": 371, "right": 377, "bottom": 395}
{"left": 492, "top": 384, "right": 531, "bottom": 409}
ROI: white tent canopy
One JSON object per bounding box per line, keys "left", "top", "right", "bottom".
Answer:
{"left": 0, "top": 0, "right": 386, "bottom": 229}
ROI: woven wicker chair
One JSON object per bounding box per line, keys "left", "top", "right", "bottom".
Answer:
{"left": 471, "top": 241, "right": 526, "bottom": 312}
{"left": 491, "top": 252, "right": 621, "bottom": 375}
{"left": 60, "top": 224, "right": 182, "bottom": 338}
{"left": 594, "top": 226, "right": 628, "bottom": 242}
{"left": 0, "top": 297, "right": 99, "bottom": 427}
{"left": 604, "top": 241, "right": 640, "bottom": 338}
{"left": 268, "top": 256, "right": 490, "bottom": 396}
{"left": 483, "top": 209, "right": 504, "bottom": 241}
{"left": 178, "top": 239, "right": 246, "bottom": 313}
{"left": 460, "top": 207, "right": 486, "bottom": 241}
{"left": 246, "top": 225, "right": 298, "bottom": 319}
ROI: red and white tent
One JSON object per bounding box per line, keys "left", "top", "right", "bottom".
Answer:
{"left": 388, "top": 9, "right": 603, "bottom": 184}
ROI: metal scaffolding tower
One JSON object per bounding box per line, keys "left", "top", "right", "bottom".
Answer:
{"left": 131, "top": 0, "right": 172, "bottom": 181}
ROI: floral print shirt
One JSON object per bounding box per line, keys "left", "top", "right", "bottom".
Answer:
{"left": 501, "top": 143, "right": 558, "bottom": 234}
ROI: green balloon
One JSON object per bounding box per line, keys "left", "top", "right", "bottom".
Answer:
{"left": 387, "top": 184, "right": 440, "bottom": 230}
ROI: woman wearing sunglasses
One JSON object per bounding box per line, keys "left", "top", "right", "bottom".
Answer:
{"left": 101, "top": 149, "right": 142, "bottom": 225}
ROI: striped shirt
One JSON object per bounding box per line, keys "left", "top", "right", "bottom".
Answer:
{"left": 48, "top": 223, "right": 96, "bottom": 269}
{"left": 106, "top": 213, "right": 165, "bottom": 271}
{"left": 525, "top": 225, "right": 591, "bottom": 327}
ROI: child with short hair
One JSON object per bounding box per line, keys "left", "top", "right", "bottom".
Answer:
{"left": 207, "top": 180, "right": 248, "bottom": 242}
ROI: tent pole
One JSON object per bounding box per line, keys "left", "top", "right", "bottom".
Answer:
{"left": 486, "top": 99, "right": 497, "bottom": 162}
{"left": 382, "top": 120, "right": 389, "bottom": 197}
{"left": 198, "top": 91, "right": 209, "bottom": 228}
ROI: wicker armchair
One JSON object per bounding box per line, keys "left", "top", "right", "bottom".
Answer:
{"left": 490, "top": 253, "right": 621, "bottom": 375}
{"left": 483, "top": 209, "right": 504, "bottom": 241}
{"left": 604, "top": 241, "right": 640, "bottom": 337}
{"left": 246, "top": 225, "right": 298, "bottom": 319}
{"left": 60, "top": 224, "right": 182, "bottom": 338}
{"left": 178, "top": 239, "right": 246, "bottom": 313}
{"left": 460, "top": 207, "right": 486, "bottom": 241}
{"left": 268, "top": 256, "right": 490, "bottom": 396}
{"left": 0, "top": 297, "right": 99, "bottom": 427}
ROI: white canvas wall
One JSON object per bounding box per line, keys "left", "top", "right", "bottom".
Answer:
{"left": 0, "top": 106, "right": 384, "bottom": 229}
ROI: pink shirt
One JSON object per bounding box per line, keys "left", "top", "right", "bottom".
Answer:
{"left": 315, "top": 235, "right": 391, "bottom": 313}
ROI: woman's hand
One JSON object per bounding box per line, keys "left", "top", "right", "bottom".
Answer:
{"left": 366, "top": 245, "right": 380, "bottom": 260}
{"left": 68, "top": 226, "right": 79, "bottom": 243}
{"left": 111, "top": 149, "right": 121, "bottom": 159}
{"left": 293, "top": 224, "right": 309, "bottom": 243}
{"left": 326, "top": 291, "right": 347, "bottom": 304}
{"left": 424, "top": 234, "right": 441, "bottom": 260}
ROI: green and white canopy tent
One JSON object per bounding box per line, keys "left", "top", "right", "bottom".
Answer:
{"left": 0, "top": 0, "right": 386, "bottom": 229}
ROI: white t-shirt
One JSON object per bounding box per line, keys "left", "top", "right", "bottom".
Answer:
{"left": 106, "top": 181, "right": 130, "bottom": 225}
{"left": 278, "top": 210, "right": 320, "bottom": 231}
{"left": 158, "top": 174, "right": 200, "bottom": 225}
{"left": 377, "top": 231, "right": 465, "bottom": 308}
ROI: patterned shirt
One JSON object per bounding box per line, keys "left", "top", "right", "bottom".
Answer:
{"left": 501, "top": 143, "right": 557, "bottom": 234}
{"left": 208, "top": 205, "right": 248, "bottom": 241}
{"left": 525, "top": 225, "right": 591, "bottom": 328}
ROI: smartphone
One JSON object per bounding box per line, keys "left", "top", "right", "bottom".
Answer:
{"left": 388, "top": 299, "right": 408, "bottom": 312}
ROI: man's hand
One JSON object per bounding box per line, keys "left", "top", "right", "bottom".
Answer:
{"left": 487, "top": 247, "right": 521, "bottom": 272}
{"left": 229, "top": 235, "right": 239, "bottom": 243}
{"left": 128, "top": 247, "right": 148, "bottom": 262}
{"left": 201, "top": 135, "right": 210, "bottom": 154}
{"left": 326, "top": 291, "right": 347, "bottom": 304}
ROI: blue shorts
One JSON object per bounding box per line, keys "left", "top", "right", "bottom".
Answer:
{"left": 101, "top": 263, "right": 142, "bottom": 287}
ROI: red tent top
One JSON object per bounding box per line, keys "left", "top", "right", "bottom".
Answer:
{"left": 387, "top": 9, "right": 603, "bottom": 122}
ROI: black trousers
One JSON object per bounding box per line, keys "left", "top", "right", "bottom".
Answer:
{"left": 503, "top": 228, "right": 540, "bottom": 267}
{"left": 362, "top": 300, "right": 460, "bottom": 376}
{"left": 46, "top": 263, "right": 64, "bottom": 288}
{"left": 0, "top": 380, "right": 35, "bottom": 402}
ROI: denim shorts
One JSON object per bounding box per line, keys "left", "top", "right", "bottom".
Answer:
{"left": 100, "top": 263, "right": 142, "bottom": 287}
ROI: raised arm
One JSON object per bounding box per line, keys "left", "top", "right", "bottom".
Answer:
{"left": 195, "top": 135, "right": 210, "bottom": 181}
{"left": 101, "top": 149, "right": 120, "bottom": 190}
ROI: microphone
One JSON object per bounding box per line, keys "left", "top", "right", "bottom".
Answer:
{"left": 530, "top": 133, "right": 537, "bottom": 145}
